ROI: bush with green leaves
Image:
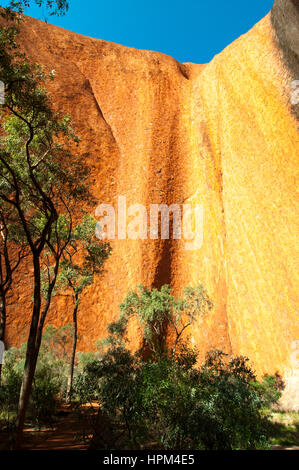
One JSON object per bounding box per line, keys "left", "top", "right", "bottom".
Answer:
{"left": 106, "top": 283, "right": 212, "bottom": 356}
{"left": 29, "top": 363, "right": 60, "bottom": 429}
{"left": 251, "top": 372, "right": 285, "bottom": 411}
{"left": 73, "top": 284, "right": 284, "bottom": 450}
{"left": 75, "top": 347, "right": 283, "bottom": 450}
{"left": 0, "top": 347, "right": 23, "bottom": 431}
{"left": 36, "top": 324, "right": 74, "bottom": 400}
{"left": 0, "top": 324, "right": 75, "bottom": 430}
{"left": 0, "top": 347, "right": 60, "bottom": 430}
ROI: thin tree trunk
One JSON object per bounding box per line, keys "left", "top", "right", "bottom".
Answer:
{"left": 15, "top": 255, "right": 41, "bottom": 449}
{"left": 171, "top": 322, "right": 191, "bottom": 359}
{"left": 0, "top": 290, "right": 6, "bottom": 384}
{"left": 67, "top": 296, "right": 79, "bottom": 402}
{"left": 15, "top": 252, "right": 60, "bottom": 447}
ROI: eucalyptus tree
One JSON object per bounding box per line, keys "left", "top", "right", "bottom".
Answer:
{"left": 52, "top": 215, "right": 111, "bottom": 400}
{"left": 108, "top": 283, "right": 213, "bottom": 359}
{"left": 0, "top": 1, "right": 96, "bottom": 447}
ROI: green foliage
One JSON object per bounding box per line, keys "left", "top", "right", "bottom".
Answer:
{"left": 29, "top": 362, "right": 60, "bottom": 429}
{"left": 2, "top": 1, "right": 69, "bottom": 17}
{"left": 269, "top": 412, "right": 299, "bottom": 447}
{"left": 71, "top": 350, "right": 103, "bottom": 405}
{"left": 37, "top": 324, "right": 73, "bottom": 397}
{"left": 0, "top": 4, "right": 93, "bottom": 272}
{"left": 0, "top": 325, "right": 74, "bottom": 430}
{"left": 74, "top": 345, "right": 283, "bottom": 450}
{"left": 73, "top": 285, "right": 283, "bottom": 450}
{"left": 77, "top": 350, "right": 101, "bottom": 370}
{"left": 0, "top": 3, "right": 93, "bottom": 356}
{"left": 0, "top": 0, "right": 103, "bottom": 446}
{"left": 0, "top": 316, "right": 285, "bottom": 450}
{"left": 0, "top": 348, "right": 23, "bottom": 421}
{"left": 251, "top": 372, "right": 285, "bottom": 410}
{"left": 51, "top": 214, "right": 111, "bottom": 401}
{"left": 55, "top": 215, "right": 111, "bottom": 298}
{"left": 41, "top": 323, "right": 73, "bottom": 357}
{"left": 108, "top": 283, "right": 212, "bottom": 356}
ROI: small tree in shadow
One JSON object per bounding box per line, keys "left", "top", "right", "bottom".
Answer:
{"left": 49, "top": 215, "right": 111, "bottom": 401}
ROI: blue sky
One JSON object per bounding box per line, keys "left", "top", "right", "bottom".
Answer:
{"left": 8, "top": 0, "right": 274, "bottom": 63}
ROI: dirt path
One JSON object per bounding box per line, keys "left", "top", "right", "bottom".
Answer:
{"left": 22, "top": 408, "right": 88, "bottom": 450}
{"left": 3, "top": 405, "right": 298, "bottom": 451}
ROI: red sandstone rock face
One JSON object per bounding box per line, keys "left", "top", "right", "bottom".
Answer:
{"left": 3, "top": 0, "right": 299, "bottom": 407}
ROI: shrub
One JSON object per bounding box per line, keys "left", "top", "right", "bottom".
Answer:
{"left": 252, "top": 372, "right": 285, "bottom": 410}
{"left": 74, "top": 345, "right": 282, "bottom": 450}
{"left": 73, "top": 285, "right": 284, "bottom": 450}
{"left": 0, "top": 325, "right": 74, "bottom": 431}
{"left": 28, "top": 363, "right": 61, "bottom": 429}
{"left": 38, "top": 324, "right": 73, "bottom": 400}
{"left": 0, "top": 349, "right": 22, "bottom": 432}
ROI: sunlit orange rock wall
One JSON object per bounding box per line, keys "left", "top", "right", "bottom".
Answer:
{"left": 4, "top": 0, "right": 299, "bottom": 408}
